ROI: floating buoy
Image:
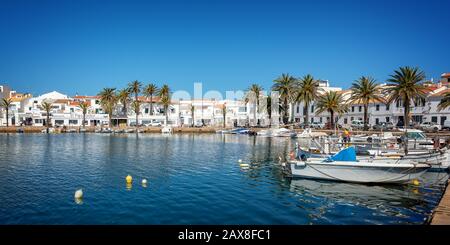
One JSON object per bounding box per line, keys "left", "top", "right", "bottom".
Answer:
{"left": 126, "top": 175, "right": 133, "bottom": 184}
{"left": 412, "top": 179, "right": 420, "bottom": 186}
{"left": 74, "top": 189, "right": 83, "bottom": 199}
{"left": 238, "top": 159, "right": 243, "bottom": 163}
{"left": 142, "top": 179, "right": 148, "bottom": 187}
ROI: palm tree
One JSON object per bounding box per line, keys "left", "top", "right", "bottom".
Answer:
{"left": 158, "top": 84, "right": 171, "bottom": 125}
{"left": 78, "top": 101, "right": 89, "bottom": 128}
{"left": 295, "top": 74, "right": 320, "bottom": 128}
{"left": 222, "top": 103, "right": 227, "bottom": 128}
{"left": 131, "top": 100, "right": 141, "bottom": 129}
{"left": 117, "top": 88, "right": 131, "bottom": 115}
{"left": 315, "top": 91, "right": 348, "bottom": 130}
{"left": 348, "top": 76, "right": 383, "bottom": 131}
{"left": 190, "top": 104, "right": 195, "bottom": 127}
{"left": 266, "top": 95, "right": 272, "bottom": 127}
{"left": 98, "top": 88, "right": 117, "bottom": 127}
{"left": 0, "top": 98, "right": 12, "bottom": 127}
{"left": 143, "top": 83, "right": 158, "bottom": 116}
{"left": 247, "top": 84, "right": 263, "bottom": 126}
{"left": 438, "top": 92, "right": 450, "bottom": 111}
{"left": 385, "top": 66, "right": 427, "bottom": 154}
{"left": 272, "top": 73, "right": 296, "bottom": 124}
{"left": 244, "top": 97, "right": 249, "bottom": 127}
{"left": 41, "top": 101, "right": 53, "bottom": 133}
{"left": 128, "top": 80, "right": 142, "bottom": 127}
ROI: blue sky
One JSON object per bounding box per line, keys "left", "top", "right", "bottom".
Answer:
{"left": 1, "top": 0, "right": 449, "bottom": 96}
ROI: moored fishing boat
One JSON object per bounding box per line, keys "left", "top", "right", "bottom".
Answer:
{"left": 286, "top": 147, "right": 431, "bottom": 184}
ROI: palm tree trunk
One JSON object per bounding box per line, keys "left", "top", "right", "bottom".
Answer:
{"left": 223, "top": 112, "right": 226, "bottom": 128}
{"left": 165, "top": 106, "right": 169, "bottom": 126}
{"left": 363, "top": 103, "right": 368, "bottom": 131}
{"left": 6, "top": 108, "right": 9, "bottom": 127}
{"left": 304, "top": 102, "right": 309, "bottom": 127}
{"left": 83, "top": 113, "right": 86, "bottom": 128}
{"left": 253, "top": 101, "right": 256, "bottom": 127}
{"left": 46, "top": 113, "right": 50, "bottom": 133}
{"left": 150, "top": 95, "right": 153, "bottom": 115}
{"left": 330, "top": 110, "right": 335, "bottom": 129}
{"left": 284, "top": 98, "right": 288, "bottom": 124}
{"left": 404, "top": 99, "right": 410, "bottom": 155}
{"left": 256, "top": 99, "right": 260, "bottom": 126}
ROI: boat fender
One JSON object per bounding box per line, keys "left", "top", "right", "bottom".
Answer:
{"left": 74, "top": 189, "right": 83, "bottom": 199}
{"left": 412, "top": 179, "right": 420, "bottom": 186}
{"left": 295, "top": 162, "right": 306, "bottom": 167}
{"left": 289, "top": 152, "right": 295, "bottom": 160}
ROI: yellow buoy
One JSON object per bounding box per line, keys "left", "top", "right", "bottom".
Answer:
{"left": 126, "top": 175, "right": 133, "bottom": 184}
{"left": 412, "top": 179, "right": 420, "bottom": 186}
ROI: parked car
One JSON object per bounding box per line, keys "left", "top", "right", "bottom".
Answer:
{"left": 443, "top": 120, "right": 450, "bottom": 130}
{"left": 144, "top": 120, "right": 162, "bottom": 127}
{"left": 350, "top": 120, "right": 364, "bottom": 130}
{"left": 420, "top": 121, "right": 441, "bottom": 132}
{"left": 372, "top": 122, "right": 394, "bottom": 131}
{"left": 310, "top": 122, "right": 325, "bottom": 129}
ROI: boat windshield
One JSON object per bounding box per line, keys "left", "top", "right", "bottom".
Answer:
{"left": 407, "top": 132, "right": 426, "bottom": 139}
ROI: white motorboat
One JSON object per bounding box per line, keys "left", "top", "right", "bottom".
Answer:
{"left": 366, "top": 148, "right": 450, "bottom": 171}
{"left": 161, "top": 126, "right": 173, "bottom": 134}
{"left": 257, "top": 128, "right": 297, "bottom": 137}
{"left": 287, "top": 147, "right": 430, "bottom": 184}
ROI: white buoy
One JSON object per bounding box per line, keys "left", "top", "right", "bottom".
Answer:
{"left": 74, "top": 189, "right": 83, "bottom": 199}
{"left": 142, "top": 179, "right": 147, "bottom": 185}
{"left": 238, "top": 159, "right": 243, "bottom": 163}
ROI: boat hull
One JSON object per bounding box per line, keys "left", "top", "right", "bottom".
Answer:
{"left": 288, "top": 159, "right": 430, "bottom": 184}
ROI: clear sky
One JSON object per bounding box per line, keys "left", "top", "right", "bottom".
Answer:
{"left": 1, "top": 0, "right": 449, "bottom": 96}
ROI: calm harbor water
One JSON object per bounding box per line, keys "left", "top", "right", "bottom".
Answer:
{"left": 0, "top": 133, "right": 448, "bottom": 224}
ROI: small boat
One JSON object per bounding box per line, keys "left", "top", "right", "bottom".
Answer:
{"left": 100, "top": 128, "right": 112, "bottom": 133}
{"left": 216, "top": 129, "right": 231, "bottom": 134}
{"left": 366, "top": 148, "right": 450, "bottom": 171}
{"left": 113, "top": 129, "right": 125, "bottom": 133}
{"left": 161, "top": 126, "right": 172, "bottom": 134}
{"left": 287, "top": 147, "right": 430, "bottom": 184}
{"left": 297, "top": 128, "right": 328, "bottom": 138}
{"left": 230, "top": 128, "right": 249, "bottom": 134}
{"left": 66, "top": 128, "right": 77, "bottom": 133}
{"left": 124, "top": 128, "right": 135, "bottom": 133}
{"left": 257, "top": 128, "right": 297, "bottom": 137}
{"left": 79, "top": 128, "right": 87, "bottom": 133}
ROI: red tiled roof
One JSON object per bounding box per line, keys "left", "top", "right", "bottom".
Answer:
{"left": 430, "top": 89, "right": 450, "bottom": 97}
{"left": 442, "top": 73, "right": 450, "bottom": 78}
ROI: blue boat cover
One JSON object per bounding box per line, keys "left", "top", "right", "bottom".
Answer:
{"left": 328, "top": 147, "right": 357, "bottom": 162}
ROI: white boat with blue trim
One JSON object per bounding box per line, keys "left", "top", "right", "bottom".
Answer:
{"left": 287, "top": 147, "right": 430, "bottom": 184}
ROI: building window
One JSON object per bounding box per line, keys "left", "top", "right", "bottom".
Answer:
{"left": 386, "top": 104, "right": 390, "bottom": 110}
{"left": 145, "top": 108, "right": 149, "bottom": 114}
{"left": 375, "top": 118, "right": 379, "bottom": 124}
{"left": 296, "top": 106, "right": 299, "bottom": 114}
{"left": 311, "top": 105, "right": 314, "bottom": 113}
{"left": 376, "top": 105, "right": 380, "bottom": 111}
{"left": 352, "top": 106, "right": 354, "bottom": 112}
{"left": 412, "top": 115, "right": 423, "bottom": 123}
{"left": 311, "top": 118, "right": 314, "bottom": 123}
{"left": 319, "top": 117, "right": 322, "bottom": 123}
{"left": 359, "top": 106, "right": 362, "bottom": 112}
{"left": 344, "top": 118, "right": 348, "bottom": 124}
{"left": 386, "top": 117, "right": 390, "bottom": 122}
{"left": 350, "top": 117, "right": 354, "bottom": 121}
{"left": 69, "top": 120, "right": 78, "bottom": 125}
{"left": 95, "top": 100, "right": 100, "bottom": 105}
{"left": 432, "top": 116, "right": 438, "bottom": 123}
